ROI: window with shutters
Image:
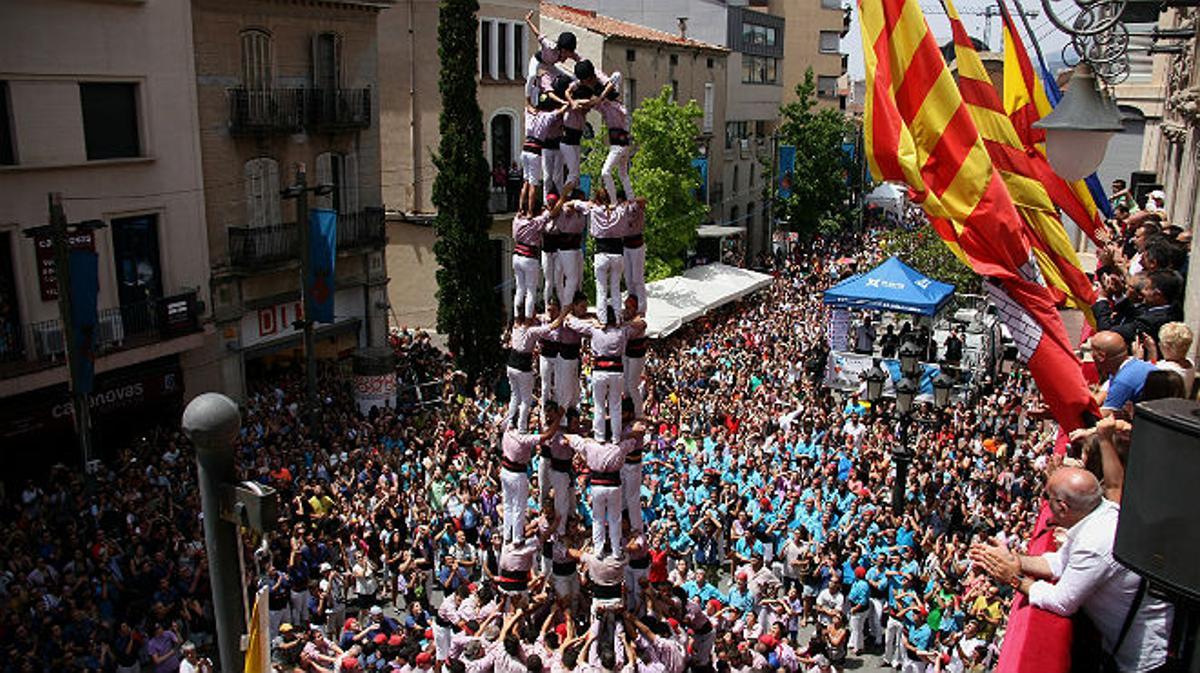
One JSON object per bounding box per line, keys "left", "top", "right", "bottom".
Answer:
{"left": 241, "top": 29, "right": 273, "bottom": 90}
{"left": 817, "top": 75, "right": 839, "bottom": 98}
{"left": 316, "top": 152, "right": 359, "bottom": 215}
{"left": 244, "top": 157, "right": 281, "bottom": 228}
{"left": 479, "top": 18, "right": 526, "bottom": 81}
{"left": 312, "top": 32, "right": 341, "bottom": 90}
{"left": 702, "top": 83, "right": 714, "bottom": 134}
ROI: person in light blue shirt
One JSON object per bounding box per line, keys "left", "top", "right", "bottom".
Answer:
{"left": 681, "top": 568, "right": 725, "bottom": 604}
{"left": 847, "top": 567, "right": 872, "bottom": 655}
{"left": 902, "top": 608, "right": 934, "bottom": 668}
{"left": 726, "top": 573, "right": 756, "bottom": 613}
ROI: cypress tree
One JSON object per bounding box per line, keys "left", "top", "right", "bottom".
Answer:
{"left": 432, "top": 0, "right": 502, "bottom": 382}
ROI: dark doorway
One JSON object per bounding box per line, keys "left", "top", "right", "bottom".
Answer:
{"left": 111, "top": 215, "right": 162, "bottom": 336}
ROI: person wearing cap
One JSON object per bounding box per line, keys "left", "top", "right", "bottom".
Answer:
{"left": 900, "top": 602, "right": 935, "bottom": 673}
{"left": 274, "top": 622, "right": 304, "bottom": 669}
{"left": 499, "top": 404, "right": 563, "bottom": 545}
{"left": 847, "top": 566, "right": 870, "bottom": 656}
{"left": 727, "top": 570, "right": 755, "bottom": 614}
{"left": 524, "top": 11, "right": 579, "bottom": 104}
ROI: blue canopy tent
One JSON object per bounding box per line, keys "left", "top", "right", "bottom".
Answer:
{"left": 822, "top": 256, "right": 955, "bottom": 316}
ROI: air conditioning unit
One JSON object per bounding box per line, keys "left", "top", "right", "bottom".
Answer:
{"left": 32, "top": 322, "right": 66, "bottom": 359}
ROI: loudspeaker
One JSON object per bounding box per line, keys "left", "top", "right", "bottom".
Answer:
{"left": 1114, "top": 398, "right": 1200, "bottom": 601}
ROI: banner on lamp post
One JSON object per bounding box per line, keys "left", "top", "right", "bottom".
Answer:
{"left": 68, "top": 249, "right": 99, "bottom": 394}
{"left": 307, "top": 208, "right": 337, "bottom": 324}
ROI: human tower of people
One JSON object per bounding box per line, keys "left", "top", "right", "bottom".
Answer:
{"left": 492, "top": 19, "right": 667, "bottom": 667}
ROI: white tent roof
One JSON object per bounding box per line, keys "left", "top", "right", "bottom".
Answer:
{"left": 696, "top": 224, "right": 746, "bottom": 238}
{"left": 644, "top": 263, "right": 773, "bottom": 338}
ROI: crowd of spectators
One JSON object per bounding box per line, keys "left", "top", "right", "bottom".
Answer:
{"left": 0, "top": 220, "right": 1188, "bottom": 672}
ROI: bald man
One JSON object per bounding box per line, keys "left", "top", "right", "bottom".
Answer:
{"left": 1090, "top": 331, "right": 1157, "bottom": 416}
{"left": 970, "top": 467, "right": 1172, "bottom": 672}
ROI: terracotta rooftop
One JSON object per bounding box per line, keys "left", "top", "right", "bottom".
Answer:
{"left": 540, "top": 3, "right": 730, "bottom": 53}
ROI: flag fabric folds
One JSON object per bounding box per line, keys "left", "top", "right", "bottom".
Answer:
{"left": 998, "top": 0, "right": 1113, "bottom": 240}
{"left": 308, "top": 208, "right": 338, "bottom": 324}
{"left": 68, "top": 248, "right": 99, "bottom": 395}
{"left": 244, "top": 586, "right": 270, "bottom": 673}
{"left": 943, "top": 0, "right": 1097, "bottom": 321}
{"left": 859, "top": 0, "right": 1097, "bottom": 431}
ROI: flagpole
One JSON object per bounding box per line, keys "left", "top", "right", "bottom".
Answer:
{"left": 1007, "top": 0, "right": 1053, "bottom": 80}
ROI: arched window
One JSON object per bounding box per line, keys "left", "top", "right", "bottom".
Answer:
{"left": 240, "top": 29, "right": 273, "bottom": 90}
{"left": 489, "top": 112, "right": 516, "bottom": 174}
{"left": 244, "top": 157, "right": 281, "bottom": 228}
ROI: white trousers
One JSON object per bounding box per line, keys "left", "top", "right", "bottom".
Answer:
{"left": 591, "top": 370, "right": 624, "bottom": 440}
{"left": 543, "top": 148, "right": 564, "bottom": 198}
{"left": 521, "top": 151, "right": 543, "bottom": 186}
{"left": 540, "top": 355, "right": 556, "bottom": 409}
{"left": 594, "top": 253, "right": 624, "bottom": 325}
{"left": 557, "top": 248, "right": 583, "bottom": 305}
{"left": 601, "top": 144, "right": 634, "bottom": 201}
{"left": 512, "top": 254, "right": 540, "bottom": 319}
{"left": 546, "top": 464, "right": 573, "bottom": 534}
{"left": 561, "top": 142, "right": 582, "bottom": 189}
{"left": 506, "top": 366, "right": 535, "bottom": 432}
{"left": 541, "top": 250, "right": 558, "bottom": 307}
{"left": 620, "top": 461, "right": 643, "bottom": 532}
{"left": 622, "top": 244, "right": 646, "bottom": 312}
{"left": 552, "top": 569, "right": 580, "bottom": 599}
{"left": 555, "top": 355, "right": 581, "bottom": 409}
{"left": 849, "top": 609, "right": 868, "bottom": 652}
{"left": 869, "top": 598, "right": 885, "bottom": 644}
{"left": 500, "top": 468, "right": 529, "bottom": 544}
{"left": 884, "top": 616, "right": 906, "bottom": 667}
{"left": 591, "top": 483, "right": 623, "bottom": 554}
{"left": 623, "top": 355, "right": 645, "bottom": 418}
{"left": 433, "top": 622, "right": 454, "bottom": 661}
{"left": 290, "top": 589, "right": 308, "bottom": 625}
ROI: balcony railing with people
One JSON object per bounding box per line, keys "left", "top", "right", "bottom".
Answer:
{"left": 226, "top": 207, "right": 386, "bottom": 271}
{"left": 0, "top": 291, "right": 202, "bottom": 378}
{"left": 226, "top": 87, "right": 373, "bottom": 136}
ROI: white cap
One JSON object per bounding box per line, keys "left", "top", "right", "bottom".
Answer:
{"left": 370, "top": 605, "right": 383, "bottom": 616}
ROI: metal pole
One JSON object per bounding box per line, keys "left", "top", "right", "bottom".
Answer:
{"left": 769, "top": 132, "right": 778, "bottom": 264}
{"left": 892, "top": 414, "right": 911, "bottom": 511}
{"left": 293, "top": 164, "right": 318, "bottom": 419}
{"left": 48, "top": 193, "right": 94, "bottom": 471}
{"left": 182, "top": 393, "right": 244, "bottom": 673}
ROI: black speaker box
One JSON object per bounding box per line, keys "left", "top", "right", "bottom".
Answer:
{"left": 1114, "top": 398, "right": 1200, "bottom": 601}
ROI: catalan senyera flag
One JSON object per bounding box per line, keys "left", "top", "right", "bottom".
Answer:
{"left": 943, "top": 0, "right": 1097, "bottom": 322}
{"left": 999, "top": 0, "right": 1112, "bottom": 241}
{"left": 860, "top": 0, "right": 1098, "bottom": 431}
{"left": 244, "top": 586, "right": 270, "bottom": 673}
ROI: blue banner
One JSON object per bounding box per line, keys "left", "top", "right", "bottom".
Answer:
{"left": 691, "top": 157, "right": 708, "bottom": 202}
{"left": 68, "top": 249, "right": 99, "bottom": 394}
{"left": 778, "top": 145, "right": 796, "bottom": 199}
{"left": 882, "top": 359, "right": 938, "bottom": 395}
{"left": 308, "top": 208, "right": 337, "bottom": 324}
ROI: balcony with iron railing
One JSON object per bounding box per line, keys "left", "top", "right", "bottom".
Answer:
{"left": 226, "top": 206, "right": 386, "bottom": 271}
{"left": 307, "top": 88, "right": 372, "bottom": 132}
{"left": 226, "top": 87, "right": 372, "bottom": 136}
{"left": 227, "top": 88, "right": 307, "bottom": 136}
{"left": 0, "top": 291, "right": 202, "bottom": 379}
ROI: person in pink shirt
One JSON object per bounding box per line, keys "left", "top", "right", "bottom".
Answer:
{"left": 500, "top": 404, "right": 562, "bottom": 545}
{"left": 566, "top": 421, "right": 645, "bottom": 554}
{"left": 621, "top": 297, "right": 649, "bottom": 420}
{"left": 595, "top": 97, "right": 634, "bottom": 204}
{"left": 511, "top": 199, "right": 559, "bottom": 322}
{"left": 620, "top": 199, "right": 647, "bottom": 315}
{"left": 537, "top": 405, "right": 578, "bottom": 537}
{"left": 525, "top": 12, "right": 579, "bottom": 105}
{"left": 565, "top": 309, "right": 646, "bottom": 441}
{"left": 616, "top": 399, "right": 644, "bottom": 534}
{"left": 564, "top": 190, "right": 624, "bottom": 326}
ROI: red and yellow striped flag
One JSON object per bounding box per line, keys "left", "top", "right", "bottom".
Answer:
{"left": 943, "top": 0, "right": 1097, "bottom": 323}
{"left": 999, "top": 0, "right": 1109, "bottom": 242}
{"left": 860, "top": 0, "right": 1097, "bottom": 430}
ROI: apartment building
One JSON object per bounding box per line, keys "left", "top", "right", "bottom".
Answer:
{"left": 0, "top": 0, "right": 209, "bottom": 469}
{"left": 190, "top": 0, "right": 394, "bottom": 398}
{"left": 771, "top": 0, "right": 850, "bottom": 110}
{"left": 380, "top": 0, "right": 539, "bottom": 329}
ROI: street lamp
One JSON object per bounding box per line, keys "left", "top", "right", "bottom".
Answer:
{"left": 895, "top": 376, "right": 917, "bottom": 415}
{"left": 892, "top": 375, "right": 919, "bottom": 511}
{"left": 864, "top": 359, "right": 888, "bottom": 403}
{"left": 932, "top": 371, "right": 955, "bottom": 409}
{"left": 1033, "top": 63, "right": 1124, "bottom": 181}
{"left": 898, "top": 340, "right": 921, "bottom": 379}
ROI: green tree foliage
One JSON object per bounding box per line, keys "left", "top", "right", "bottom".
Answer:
{"left": 582, "top": 87, "right": 705, "bottom": 281}
{"left": 879, "top": 223, "right": 981, "bottom": 294}
{"left": 431, "top": 0, "right": 501, "bottom": 382}
{"left": 773, "top": 68, "right": 859, "bottom": 237}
